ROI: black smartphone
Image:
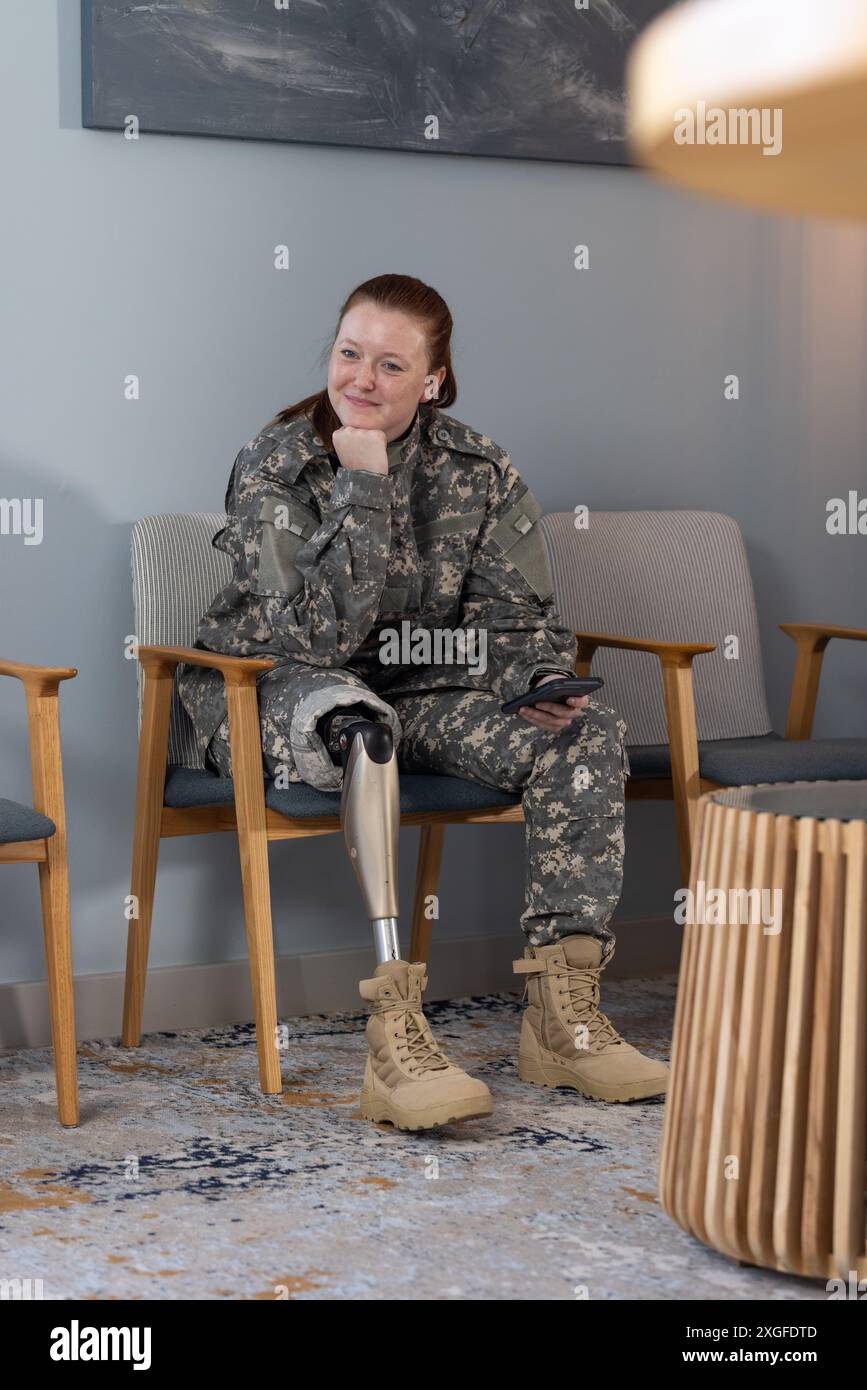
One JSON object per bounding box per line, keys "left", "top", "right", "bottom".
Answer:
{"left": 500, "top": 676, "right": 604, "bottom": 715}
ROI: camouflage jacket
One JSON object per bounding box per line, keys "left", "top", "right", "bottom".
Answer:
{"left": 179, "top": 406, "right": 577, "bottom": 755}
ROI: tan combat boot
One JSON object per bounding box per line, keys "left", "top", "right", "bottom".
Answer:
{"left": 513, "top": 936, "right": 669, "bottom": 1102}
{"left": 358, "top": 960, "right": 493, "bottom": 1131}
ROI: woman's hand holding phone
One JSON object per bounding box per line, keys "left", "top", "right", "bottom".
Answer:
{"left": 516, "top": 675, "right": 594, "bottom": 732}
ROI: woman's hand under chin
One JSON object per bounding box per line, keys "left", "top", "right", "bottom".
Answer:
{"left": 331, "top": 425, "right": 389, "bottom": 474}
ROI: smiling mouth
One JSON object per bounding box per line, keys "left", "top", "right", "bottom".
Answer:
{"left": 346, "top": 395, "right": 379, "bottom": 406}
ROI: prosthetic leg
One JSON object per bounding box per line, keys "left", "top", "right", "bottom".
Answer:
{"left": 318, "top": 704, "right": 401, "bottom": 964}
{"left": 317, "top": 705, "right": 493, "bottom": 1130}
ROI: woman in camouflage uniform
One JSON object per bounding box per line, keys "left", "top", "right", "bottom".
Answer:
{"left": 178, "top": 274, "right": 668, "bottom": 1129}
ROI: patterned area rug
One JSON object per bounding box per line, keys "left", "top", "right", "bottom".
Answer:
{"left": 0, "top": 977, "right": 827, "bottom": 1300}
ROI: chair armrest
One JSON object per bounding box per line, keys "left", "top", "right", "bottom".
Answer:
{"left": 779, "top": 622, "right": 867, "bottom": 646}
{"left": 0, "top": 657, "right": 77, "bottom": 695}
{"left": 573, "top": 629, "right": 715, "bottom": 670}
{"left": 0, "top": 659, "right": 76, "bottom": 832}
{"left": 779, "top": 622, "right": 867, "bottom": 739}
{"left": 137, "top": 644, "right": 275, "bottom": 687}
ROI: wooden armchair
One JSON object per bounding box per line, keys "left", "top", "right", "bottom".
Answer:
{"left": 0, "top": 657, "right": 79, "bottom": 1127}
{"left": 121, "top": 515, "right": 534, "bottom": 1097}
{"left": 539, "top": 510, "right": 867, "bottom": 886}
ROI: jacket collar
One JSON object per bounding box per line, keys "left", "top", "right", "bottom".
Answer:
{"left": 277, "top": 407, "right": 423, "bottom": 475}
{"left": 385, "top": 408, "right": 422, "bottom": 474}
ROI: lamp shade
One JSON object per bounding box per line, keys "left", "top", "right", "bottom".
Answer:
{"left": 626, "top": 0, "right": 867, "bottom": 221}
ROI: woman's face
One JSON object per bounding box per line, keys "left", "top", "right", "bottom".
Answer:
{"left": 327, "top": 302, "right": 445, "bottom": 440}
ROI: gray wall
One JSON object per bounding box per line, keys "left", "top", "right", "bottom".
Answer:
{"left": 1, "top": 0, "right": 865, "bottom": 987}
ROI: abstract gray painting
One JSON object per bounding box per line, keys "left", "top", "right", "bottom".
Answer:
{"left": 81, "top": 0, "right": 672, "bottom": 165}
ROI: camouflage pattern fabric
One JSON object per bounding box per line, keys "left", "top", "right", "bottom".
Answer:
{"left": 177, "top": 405, "right": 578, "bottom": 786}
{"left": 394, "top": 690, "right": 630, "bottom": 957}
{"left": 177, "top": 405, "right": 631, "bottom": 947}
{"left": 204, "top": 681, "right": 630, "bottom": 956}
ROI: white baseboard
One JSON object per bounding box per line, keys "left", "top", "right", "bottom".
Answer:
{"left": 0, "top": 915, "right": 681, "bottom": 1051}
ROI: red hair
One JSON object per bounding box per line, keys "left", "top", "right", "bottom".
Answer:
{"left": 264, "top": 273, "right": 458, "bottom": 450}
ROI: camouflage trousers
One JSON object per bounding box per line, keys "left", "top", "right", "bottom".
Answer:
{"left": 203, "top": 665, "right": 631, "bottom": 960}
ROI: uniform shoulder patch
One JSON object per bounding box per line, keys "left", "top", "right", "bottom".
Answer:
{"left": 426, "top": 410, "right": 511, "bottom": 475}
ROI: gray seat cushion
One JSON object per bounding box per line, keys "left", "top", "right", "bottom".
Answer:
{"left": 165, "top": 735, "right": 867, "bottom": 812}
{"left": 628, "top": 731, "right": 867, "bottom": 785}
{"left": 163, "top": 765, "right": 521, "bottom": 817}
{"left": 0, "top": 798, "right": 56, "bottom": 844}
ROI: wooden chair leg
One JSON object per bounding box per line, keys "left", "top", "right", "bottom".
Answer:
{"left": 661, "top": 659, "right": 702, "bottom": 885}
{"left": 25, "top": 686, "right": 79, "bottom": 1127}
{"left": 225, "top": 679, "right": 281, "bottom": 1096}
{"left": 409, "top": 823, "right": 445, "bottom": 964}
{"left": 38, "top": 849, "right": 79, "bottom": 1127}
{"left": 122, "top": 664, "right": 173, "bottom": 1047}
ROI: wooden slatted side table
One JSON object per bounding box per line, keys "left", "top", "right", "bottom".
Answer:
{"left": 659, "top": 780, "right": 866, "bottom": 1281}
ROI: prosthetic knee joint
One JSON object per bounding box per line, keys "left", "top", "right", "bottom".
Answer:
{"left": 318, "top": 705, "right": 401, "bottom": 964}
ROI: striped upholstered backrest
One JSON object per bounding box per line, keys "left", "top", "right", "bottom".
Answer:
{"left": 131, "top": 513, "right": 232, "bottom": 769}
{"left": 132, "top": 508, "right": 773, "bottom": 768}
{"left": 540, "top": 511, "right": 773, "bottom": 746}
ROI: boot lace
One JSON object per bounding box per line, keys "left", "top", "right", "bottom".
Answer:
{"left": 400, "top": 1008, "right": 451, "bottom": 1073}
{"left": 373, "top": 972, "right": 452, "bottom": 1072}
{"left": 552, "top": 962, "right": 623, "bottom": 1051}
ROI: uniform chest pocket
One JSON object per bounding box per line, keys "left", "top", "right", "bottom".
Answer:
{"left": 253, "top": 495, "right": 321, "bottom": 598}
{"left": 413, "top": 509, "right": 485, "bottom": 610}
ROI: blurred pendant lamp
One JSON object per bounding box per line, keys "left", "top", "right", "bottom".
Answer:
{"left": 626, "top": 0, "right": 867, "bottom": 221}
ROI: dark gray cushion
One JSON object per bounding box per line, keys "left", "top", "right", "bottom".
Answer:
{"left": 628, "top": 732, "right": 867, "bottom": 786}
{"left": 0, "top": 798, "right": 56, "bottom": 844}
{"left": 165, "top": 734, "right": 867, "bottom": 815}
{"left": 163, "top": 765, "right": 521, "bottom": 817}
{"left": 164, "top": 766, "right": 235, "bottom": 807}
